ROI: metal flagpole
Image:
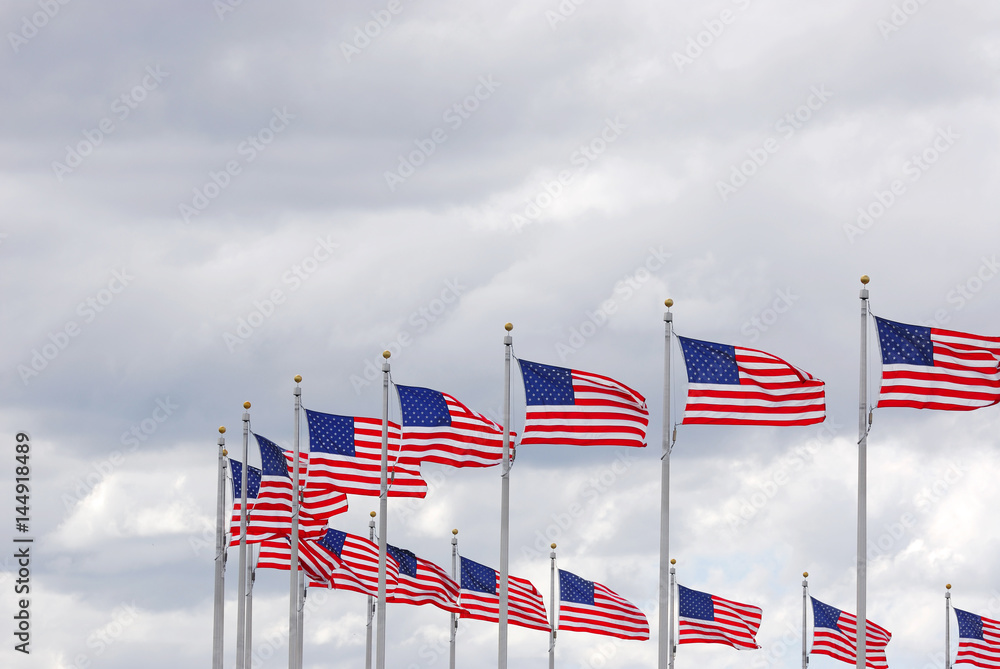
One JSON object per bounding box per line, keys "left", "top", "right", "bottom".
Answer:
{"left": 450, "top": 528, "right": 459, "bottom": 669}
{"left": 213, "top": 426, "right": 228, "bottom": 669}
{"left": 549, "top": 543, "right": 557, "bottom": 669}
{"left": 499, "top": 322, "right": 513, "bottom": 669}
{"left": 245, "top": 545, "right": 254, "bottom": 669}
{"left": 669, "top": 559, "right": 677, "bottom": 667}
{"left": 376, "top": 350, "right": 391, "bottom": 669}
{"left": 366, "top": 511, "right": 377, "bottom": 669}
{"left": 802, "top": 572, "right": 809, "bottom": 669}
{"left": 858, "top": 275, "right": 870, "bottom": 669}
{"left": 661, "top": 299, "right": 674, "bottom": 669}
{"left": 296, "top": 571, "right": 305, "bottom": 666}
{"left": 290, "top": 376, "right": 303, "bottom": 669}
{"left": 236, "top": 401, "right": 251, "bottom": 669}
{"left": 945, "top": 584, "right": 952, "bottom": 669}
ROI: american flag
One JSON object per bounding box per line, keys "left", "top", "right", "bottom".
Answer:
{"left": 228, "top": 459, "right": 265, "bottom": 546}
{"left": 810, "top": 597, "right": 890, "bottom": 669}
{"left": 677, "top": 336, "right": 826, "bottom": 426}
{"left": 677, "top": 585, "right": 762, "bottom": 650}
{"left": 278, "top": 447, "right": 344, "bottom": 536}
{"left": 458, "top": 556, "right": 550, "bottom": 632}
{"left": 305, "top": 410, "right": 427, "bottom": 498}
{"left": 397, "top": 385, "right": 510, "bottom": 468}
{"left": 307, "top": 529, "right": 400, "bottom": 597}
{"left": 386, "top": 544, "right": 462, "bottom": 614}
{"left": 251, "top": 434, "right": 296, "bottom": 538}
{"left": 255, "top": 536, "right": 329, "bottom": 584}
{"left": 556, "top": 569, "right": 649, "bottom": 640}
{"left": 954, "top": 607, "right": 1000, "bottom": 668}
{"left": 517, "top": 359, "right": 649, "bottom": 448}
{"left": 874, "top": 316, "right": 1000, "bottom": 411}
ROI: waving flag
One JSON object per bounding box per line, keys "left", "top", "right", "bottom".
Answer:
{"left": 874, "top": 316, "right": 1000, "bottom": 411}
{"left": 277, "top": 446, "right": 346, "bottom": 533}
{"left": 251, "top": 433, "right": 295, "bottom": 537}
{"left": 386, "top": 544, "right": 462, "bottom": 613}
{"left": 307, "top": 529, "right": 399, "bottom": 597}
{"left": 397, "top": 385, "right": 510, "bottom": 467}
{"left": 810, "top": 597, "right": 890, "bottom": 669}
{"left": 677, "top": 336, "right": 825, "bottom": 425}
{"left": 517, "top": 359, "right": 649, "bottom": 448}
{"left": 305, "top": 410, "right": 427, "bottom": 498}
{"left": 255, "top": 536, "right": 330, "bottom": 584}
{"left": 458, "top": 557, "right": 550, "bottom": 632}
{"left": 678, "top": 585, "right": 762, "bottom": 650}
{"left": 955, "top": 607, "right": 1000, "bottom": 668}
{"left": 557, "top": 569, "right": 649, "bottom": 640}
{"left": 228, "top": 459, "right": 264, "bottom": 546}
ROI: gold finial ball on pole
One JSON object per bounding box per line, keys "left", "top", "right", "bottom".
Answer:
{"left": 370, "top": 511, "right": 376, "bottom": 518}
{"left": 670, "top": 558, "right": 676, "bottom": 565}
{"left": 861, "top": 275, "right": 870, "bottom": 285}
{"left": 505, "top": 322, "right": 513, "bottom": 332}
{"left": 947, "top": 584, "right": 952, "bottom": 590}
{"left": 222, "top": 449, "right": 228, "bottom": 456}
{"left": 452, "top": 528, "right": 459, "bottom": 535}
{"left": 803, "top": 572, "right": 809, "bottom": 578}
{"left": 382, "top": 350, "right": 391, "bottom": 359}
{"left": 243, "top": 401, "right": 251, "bottom": 409}
{"left": 551, "top": 543, "right": 557, "bottom": 549}
{"left": 665, "top": 299, "right": 673, "bottom": 308}
{"left": 294, "top": 375, "right": 302, "bottom": 383}
{"left": 219, "top": 426, "right": 226, "bottom": 434}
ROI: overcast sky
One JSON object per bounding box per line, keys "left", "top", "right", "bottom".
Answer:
{"left": 2, "top": 0, "right": 1000, "bottom": 667}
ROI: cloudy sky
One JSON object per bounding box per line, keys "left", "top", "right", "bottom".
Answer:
{"left": 3, "top": 0, "right": 1000, "bottom": 667}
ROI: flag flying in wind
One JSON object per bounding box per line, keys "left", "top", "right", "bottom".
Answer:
{"left": 678, "top": 585, "right": 762, "bottom": 650}
{"left": 458, "top": 556, "right": 550, "bottom": 632}
{"left": 255, "top": 536, "right": 330, "bottom": 584}
{"left": 517, "top": 359, "right": 649, "bottom": 448}
{"left": 305, "top": 409, "right": 427, "bottom": 497}
{"left": 874, "top": 316, "right": 1000, "bottom": 411}
{"left": 307, "top": 529, "right": 400, "bottom": 597}
{"left": 557, "top": 569, "right": 649, "bottom": 640}
{"left": 397, "top": 385, "right": 510, "bottom": 467}
{"left": 386, "top": 544, "right": 462, "bottom": 614}
{"left": 810, "top": 597, "right": 891, "bottom": 669}
{"left": 677, "top": 336, "right": 826, "bottom": 426}
{"left": 228, "top": 459, "right": 264, "bottom": 546}
{"left": 277, "top": 447, "right": 345, "bottom": 535}
{"left": 251, "top": 433, "right": 295, "bottom": 537}
{"left": 955, "top": 607, "right": 1000, "bottom": 668}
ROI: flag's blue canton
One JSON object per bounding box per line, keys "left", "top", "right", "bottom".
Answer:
{"left": 811, "top": 598, "right": 841, "bottom": 629}
{"left": 678, "top": 585, "right": 715, "bottom": 621}
{"left": 255, "top": 434, "right": 291, "bottom": 477}
{"left": 559, "top": 570, "right": 594, "bottom": 605}
{"left": 387, "top": 544, "right": 417, "bottom": 577}
{"left": 397, "top": 385, "right": 452, "bottom": 427}
{"left": 460, "top": 557, "right": 496, "bottom": 594}
{"left": 305, "top": 410, "right": 356, "bottom": 456}
{"left": 318, "top": 529, "right": 347, "bottom": 556}
{"left": 955, "top": 608, "right": 985, "bottom": 639}
{"left": 519, "top": 359, "right": 575, "bottom": 406}
{"left": 678, "top": 337, "right": 740, "bottom": 384}
{"left": 230, "top": 460, "right": 262, "bottom": 498}
{"left": 875, "top": 317, "right": 934, "bottom": 366}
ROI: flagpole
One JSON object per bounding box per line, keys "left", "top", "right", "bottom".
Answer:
{"left": 213, "top": 426, "right": 228, "bottom": 669}
{"left": 366, "top": 511, "right": 377, "bottom": 669}
{"left": 289, "top": 375, "right": 303, "bottom": 669}
{"left": 549, "top": 543, "right": 557, "bottom": 669}
{"left": 450, "top": 528, "right": 459, "bottom": 669}
{"left": 499, "top": 322, "right": 513, "bottom": 669}
{"left": 945, "top": 584, "right": 952, "bottom": 669}
{"left": 376, "top": 350, "right": 391, "bottom": 669}
{"left": 236, "top": 401, "right": 250, "bottom": 669}
{"left": 669, "top": 559, "right": 676, "bottom": 668}
{"left": 857, "top": 276, "right": 870, "bottom": 669}
{"left": 661, "top": 299, "right": 674, "bottom": 669}
{"left": 296, "top": 571, "right": 305, "bottom": 665}
{"left": 802, "top": 572, "right": 809, "bottom": 669}
{"left": 245, "top": 545, "right": 254, "bottom": 669}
